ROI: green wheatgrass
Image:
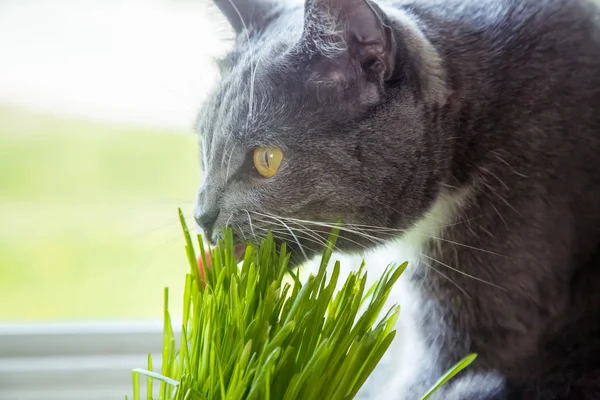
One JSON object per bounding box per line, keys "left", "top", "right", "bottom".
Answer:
{"left": 129, "top": 209, "right": 475, "bottom": 400}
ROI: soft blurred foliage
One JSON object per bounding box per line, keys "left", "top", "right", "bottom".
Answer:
{"left": 0, "top": 106, "right": 199, "bottom": 320}
{"left": 0, "top": 0, "right": 229, "bottom": 322}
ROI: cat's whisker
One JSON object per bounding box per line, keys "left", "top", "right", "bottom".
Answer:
{"left": 253, "top": 213, "right": 309, "bottom": 261}
{"left": 236, "top": 221, "right": 248, "bottom": 243}
{"left": 268, "top": 215, "right": 386, "bottom": 246}
{"left": 420, "top": 259, "right": 472, "bottom": 299}
{"left": 278, "top": 225, "right": 329, "bottom": 247}
{"left": 333, "top": 223, "right": 508, "bottom": 258}
{"left": 254, "top": 227, "right": 300, "bottom": 258}
{"left": 260, "top": 226, "right": 330, "bottom": 252}
{"left": 253, "top": 226, "right": 327, "bottom": 257}
{"left": 479, "top": 179, "right": 521, "bottom": 216}
{"left": 480, "top": 226, "right": 497, "bottom": 239}
{"left": 419, "top": 252, "right": 506, "bottom": 291}
{"left": 264, "top": 222, "right": 478, "bottom": 296}
{"left": 489, "top": 150, "right": 530, "bottom": 179}
{"left": 241, "top": 209, "right": 257, "bottom": 240}
{"left": 254, "top": 215, "right": 347, "bottom": 253}
{"left": 255, "top": 213, "right": 507, "bottom": 258}
{"left": 277, "top": 217, "right": 400, "bottom": 239}
{"left": 444, "top": 215, "right": 483, "bottom": 229}
{"left": 491, "top": 204, "right": 509, "bottom": 228}
{"left": 365, "top": 194, "right": 450, "bottom": 226}
{"left": 272, "top": 217, "right": 382, "bottom": 244}
{"left": 479, "top": 166, "right": 510, "bottom": 191}
{"left": 249, "top": 215, "right": 339, "bottom": 251}
{"left": 431, "top": 237, "right": 507, "bottom": 258}
{"left": 283, "top": 222, "right": 373, "bottom": 251}
{"left": 280, "top": 225, "right": 354, "bottom": 253}
{"left": 225, "top": 212, "right": 235, "bottom": 229}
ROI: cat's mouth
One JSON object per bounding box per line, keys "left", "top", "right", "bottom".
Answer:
{"left": 233, "top": 243, "right": 247, "bottom": 261}
{"left": 198, "top": 243, "right": 247, "bottom": 273}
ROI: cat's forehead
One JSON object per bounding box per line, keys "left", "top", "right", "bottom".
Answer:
{"left": 197, "top": 10, "right": 322, "bottom": 148}
{"left": 199, "top": 67, "right": 306, "bottom": 151}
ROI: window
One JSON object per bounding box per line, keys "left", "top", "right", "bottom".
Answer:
{"left": 0, "top": 1, "right": 226, "bottom": 398}
{"left": 0, "top": 322, "right": 171, "bottom": 400}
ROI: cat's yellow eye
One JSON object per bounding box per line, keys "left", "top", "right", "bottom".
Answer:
{"left": 253, "top": 147, "right": 283, "bottom": 178}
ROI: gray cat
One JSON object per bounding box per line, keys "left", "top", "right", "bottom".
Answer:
{"left": 193, "top": 0, "right": 600, "bottom": 398}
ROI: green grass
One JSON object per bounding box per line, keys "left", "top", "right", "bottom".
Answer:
{"left": 132, "top": 218, "right": 404, "bottom": 400}
{"left": 0, "top": 105, "right": 199, "bottom": 320}
{"left": 130, "top": 216, "right": 476, "bottom": 399}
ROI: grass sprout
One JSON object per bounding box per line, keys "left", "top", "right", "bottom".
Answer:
{"left": 129, "top": 209, "right": 476, "bottom": 399}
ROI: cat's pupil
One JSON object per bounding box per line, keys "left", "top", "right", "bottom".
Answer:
{"left": 264, "top": 151, "right": 270, "bottom": 168}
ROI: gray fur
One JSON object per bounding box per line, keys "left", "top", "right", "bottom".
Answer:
{"left": 194, "top": 0, "right": 600, "bottom": 398}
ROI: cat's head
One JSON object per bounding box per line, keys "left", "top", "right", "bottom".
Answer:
{"left": 195, "top": 0, "right": 453, "bottom": 265}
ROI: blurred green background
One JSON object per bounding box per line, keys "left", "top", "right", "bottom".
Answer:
{"left": 0, "top": 0, "right": 227, "bottom": 322}
{"left": 0, "top": 105, "right": 199, "bottom": 320}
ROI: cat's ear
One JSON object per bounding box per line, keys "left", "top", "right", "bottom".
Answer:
{"left": 213, "top": 0, "right": 276, "bottom": 34}
{"left": 301, "top": 0, "right": 396, "bottom": 82}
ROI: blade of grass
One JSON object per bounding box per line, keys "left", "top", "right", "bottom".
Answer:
{"left": 419, "top": 354, "right": 478, "bottom": 400}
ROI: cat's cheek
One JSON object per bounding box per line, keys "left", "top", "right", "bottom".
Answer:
{"left": 359, "top": 82, "right": 383, "bottom": 106}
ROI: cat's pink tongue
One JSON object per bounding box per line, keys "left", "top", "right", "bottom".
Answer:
{"left": 196, "top": 245, "right": 247, "bottom": 283}
{"left": 197, "top": 252, "right": 210, "bottom": 283}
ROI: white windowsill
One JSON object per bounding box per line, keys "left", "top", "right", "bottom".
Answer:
{"left": 0, "top": 322, "right": 178, "bottom": 400}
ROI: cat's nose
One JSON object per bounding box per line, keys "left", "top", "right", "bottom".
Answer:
{"left": 195, "top": 208, "right": 220, "bottom": 241}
